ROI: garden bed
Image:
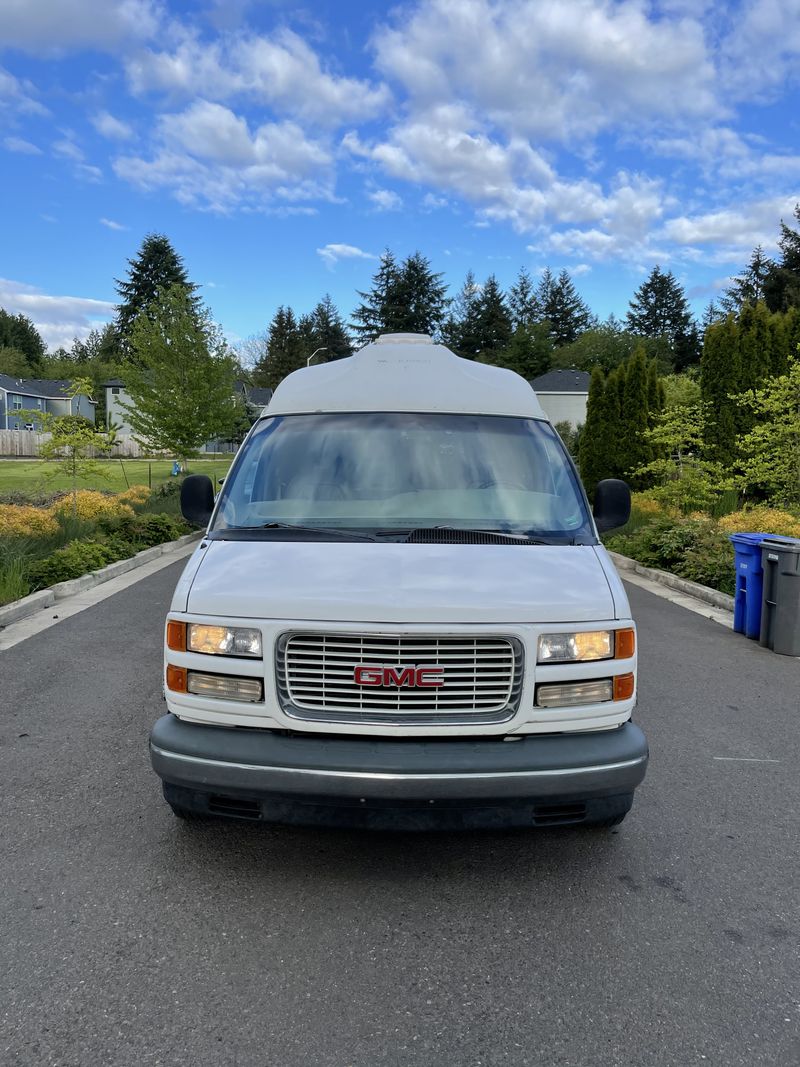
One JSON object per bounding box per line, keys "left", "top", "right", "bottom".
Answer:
{"left": 0, "top": 482, "right": 191, "bottom": 607}
{"left": 604, "top": 495, "right": 800, "bottom": 596}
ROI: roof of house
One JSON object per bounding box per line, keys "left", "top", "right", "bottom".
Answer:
{"left": 104, "top": 378, "right": 125, "bottom": 388}
{"left": 269, "top": 334, "right": 546, "bottom": 419}
{"left": 247, "top": 387, "right": 273, "bottom": 407}
{"left": 530, "top": 369, "right": 590, "bottom": 394}
{"left": 0, "top": 374, "right": 73, "bottom": 399}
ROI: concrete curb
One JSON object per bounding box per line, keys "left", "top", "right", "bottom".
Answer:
{"left": 609, "top": 550, "right": 735, "bottom": 613}
{"left": 0, "top": 532, "right": 201, "bottom": 629}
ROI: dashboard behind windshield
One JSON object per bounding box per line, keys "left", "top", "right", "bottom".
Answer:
{"left": 212, "top": 412, "right": 594, "bottom": 541}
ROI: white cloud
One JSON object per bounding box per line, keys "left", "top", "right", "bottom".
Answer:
{"left": 127, "top": 27, "right": 390, "bottom": 126}
{"left": 1, "top": 0, "right": 161, "bottom": 51}
{"left": 53, "top": 137, "right": 84, "bottom": 161}
{"left": 572, "top": 263, "right": 592, "bottom": 276}
{"left": 372, "top": 0, "right": 718, "bottom": 142}
{"left": 4, "top": 136, "right": 42, "bottom": 154}
{"left": 114, "top": 99, "right": 333, "bottom": 211}
{"left": 659, "top": 195, "right": 799, "bottom": 257}
{"left": 422, "top": 192, "right": 449, "bottom": 210}
{"left": 91, "top": 110, "right": 134, "bottom": 140}
{"left": 0, "top": 278, "right": 114, "bottom": 350}
{"left": 0, "top": 65, "right": 48, "bottom": 117}
{"left": 720, "top": 0, "right": 800, "bottom": 100}
{"left": 368, "top": 187, "right": 403, "bottom": 211}
{"left": 316, "top": 243, "right": 377, "bottom": 268}
{"left": 100, "top": 217, "right": 127, "bottom": 230}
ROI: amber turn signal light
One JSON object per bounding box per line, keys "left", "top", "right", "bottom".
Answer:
{"left": 166, "top": 621, "right": 186, "bottom": 651}
{"left": 613, "top": 673, "right": 635, "bottom": 701}
{"left": 166, "top": 665, "right": 188, "bottom": 693}
{"left": 614, "top": 628, "right": 636, "bottom": 659}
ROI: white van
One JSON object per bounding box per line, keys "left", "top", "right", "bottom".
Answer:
{"left": 150, "top": 334, "right": 647, "bottom": 830}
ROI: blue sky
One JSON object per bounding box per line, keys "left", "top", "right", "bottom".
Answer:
{"left": 1, "top": 0, "right": 799, "bottom": 352}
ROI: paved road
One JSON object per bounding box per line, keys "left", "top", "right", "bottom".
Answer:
{"left": 1, "top": 563, "right": 798, "bottom": 1067}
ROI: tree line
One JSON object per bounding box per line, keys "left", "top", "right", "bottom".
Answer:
{"left": 0, "top": 203, "right": 799, "bottom": 465}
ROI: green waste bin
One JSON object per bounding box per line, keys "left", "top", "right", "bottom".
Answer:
{"left": 759, "top": 537, "right": 800, "bottom": 657}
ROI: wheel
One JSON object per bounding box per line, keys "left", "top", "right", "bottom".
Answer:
{"left": 586, "top": 812, "right": 627, "bottom": 829}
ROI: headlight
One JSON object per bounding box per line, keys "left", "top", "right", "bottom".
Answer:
{"left": 538, "top": 630, "right": 613, "bottom": 663}
{"left": 537, "top": 628, "right": 635, "bottom": 663}
{"left": 166, "top": 621, "right": 263, "bottom": 657}
{"left": 185, "top": 623, "right": 262, "bottom": 657}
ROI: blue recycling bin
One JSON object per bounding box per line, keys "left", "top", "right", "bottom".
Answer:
{"left": 729, "top": 532, "right": 770, "bottom": 638}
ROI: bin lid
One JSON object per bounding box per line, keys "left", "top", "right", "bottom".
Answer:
{"left": 728, "top": 532, "right": 771, "bottom": 546}
{"left": 761, "top": 536, "right": 800, "bottom": 554}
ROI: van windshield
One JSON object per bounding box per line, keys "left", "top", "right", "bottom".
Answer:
{"left": 212, "top": 413, "right": 594, "bottom": 542}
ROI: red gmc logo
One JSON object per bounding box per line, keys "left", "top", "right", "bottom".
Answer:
{"left": 354, "top": 665, "right": 445, "bottom": 688}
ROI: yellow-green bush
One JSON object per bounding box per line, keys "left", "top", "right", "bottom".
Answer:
{"left": 118, "top": 484, "right": 152, "bottom": 507}
{"left": 0, "top": 505, "right": 60, "bottom": 538}
{"left": 718, "top": 507, "right": 800, "bottom": 539}
{"left": 50, "top": 490, "right": 135, "bottom": 523}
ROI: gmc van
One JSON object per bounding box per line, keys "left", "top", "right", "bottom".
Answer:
{"left": 150, "top": 334, "right": 648, "bottom": 830}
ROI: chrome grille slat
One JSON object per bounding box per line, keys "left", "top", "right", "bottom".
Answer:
{"left": 276, "top": 631, "right": 523, "bottom": 726}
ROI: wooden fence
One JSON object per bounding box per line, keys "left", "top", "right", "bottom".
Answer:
{"left": 0, "top": 430, "right": 150, "bottom": 458}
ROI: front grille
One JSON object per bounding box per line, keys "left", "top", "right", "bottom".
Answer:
{"left": 276, "top": 632, "right": 523, "bottom": 726}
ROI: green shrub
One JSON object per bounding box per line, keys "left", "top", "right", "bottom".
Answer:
{"left": 28, "top": 541, "right": 116, "bottom": 589}
{"left": 675, "top": 527, "right": 735, "bottom": 595}
{"left": 0, "top": 556, "right": 30, "bottom": 605}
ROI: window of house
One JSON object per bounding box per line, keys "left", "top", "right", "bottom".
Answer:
{"left": 111, "top": 386, "right": 120, "bottom": 395}
{"left": 12, "top": 398, "right": 22, "bottom": 409}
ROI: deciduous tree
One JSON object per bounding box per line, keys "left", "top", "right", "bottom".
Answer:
{"left": 121, "top": 285, "right": 237, "bottom": 464}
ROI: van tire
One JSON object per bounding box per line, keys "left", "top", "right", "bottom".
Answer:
{"left": 587, "top": 812, "right": 627, "bottom": 829}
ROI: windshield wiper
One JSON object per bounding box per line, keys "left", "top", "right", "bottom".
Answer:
{"left": 258, "top": 522, "right": 379, "bottom": 541}
{"left": 374, "top": 526, "right": 553, "bottom": 544}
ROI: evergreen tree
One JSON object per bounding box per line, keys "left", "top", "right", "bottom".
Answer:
{"left": 701, "top": 313, "right": 740, "bottom": 465}
{"left": 605, "top": 366, "right": 624, "bottom": 478}
{"left": 501, "top": 323, "right": 552, "bottom": 379}
{"left": 764, "top": 204, "right": 800, "bottom": 312}
{"left": 441, "top": 270, "right": 482, "bottom": 357}
{"left": 393, "top": 252, "right": 448, "bottom": 337}
{"left": 0, "top": 309, "right": 45, "bottom": 372}
{"left": 114, "top": 233, "right": 199, "bottom": 344}
{"left": 472, "top": 275, "right": 513, "bottom": 361}
{"left": 120, "top": 285, "right": 237, "bottom": 463}
{"left": 351, "top": 250, "right": 401, "bottom": 343}
{"left": 0, "top": 347, "right": 32, "bottom": 376}
{"left": 578, "top": 367, "right": 608, "bottom": 494}
{"left": 701, "top": 301, "right": 723, "bottom": 333}
{"left": 738, "top": 302, "right": 772, "bottom": 393}
{"left": 768, "top": 308, "right": 797, "bottom": 377}
{"left": 626, "top": 265, "right": 692, "bottom": 352}
{"left": 541, "top": 269, "right": 593, "bottom": 347}
{"left": 646, "top": 359, "right": 661, "bottom": 422}
{"left": 720, "top": 246, "right": 773, "bottom": 313}
{"left": 507, "top": 267, "right": 541, "bottom": 328}
{"left": 620, "top": 348, "right": 652, "bottom": 486}
{"left": 306, "top": 294, "right": 352, "bottom": 361}
{"left": 351, "top": 251, "right": 447, "bottom": 341}
{"left": 252, "top": 307, "right": 304, "bottom": 390}
{"left": 673, "top": 322, "right": 701, "bottom": 372}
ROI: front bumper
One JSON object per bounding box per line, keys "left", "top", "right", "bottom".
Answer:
{"left": 150, "top": 714, "right": 648, "bottom": 826}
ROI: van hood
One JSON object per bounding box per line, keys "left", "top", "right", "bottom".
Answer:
{"left": 182, "top": 540, "right": 618, "bottom": 624}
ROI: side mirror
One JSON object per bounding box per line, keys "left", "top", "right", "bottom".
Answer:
{"left": 181, "top": 474, "right": 215, "bottom": 528}
{"left": 593, "top": 479, "right": 631, "bottom": 533}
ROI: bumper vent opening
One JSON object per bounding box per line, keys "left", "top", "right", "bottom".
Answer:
{"left": 208, "top": 794, "right": 262, "bottom": 820}
{"left": 532, "top": 802, "right": 587, "bottom": 826}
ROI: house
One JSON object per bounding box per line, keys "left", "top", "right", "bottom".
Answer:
{"left": 530, "top": 369, "right": 590, "bottom": 428}
{"left": 104, "top": 378, "right": 134, "bottom": 433}
{"left": 0, "top": 374, "right": 95, "bottom": 430}
{"left": 103, "top": 379, "right": 274, "bottom": 452}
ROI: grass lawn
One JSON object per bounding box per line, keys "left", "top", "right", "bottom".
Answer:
{"left": 0, "top": 456, "right": 235, "bottom": 495}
